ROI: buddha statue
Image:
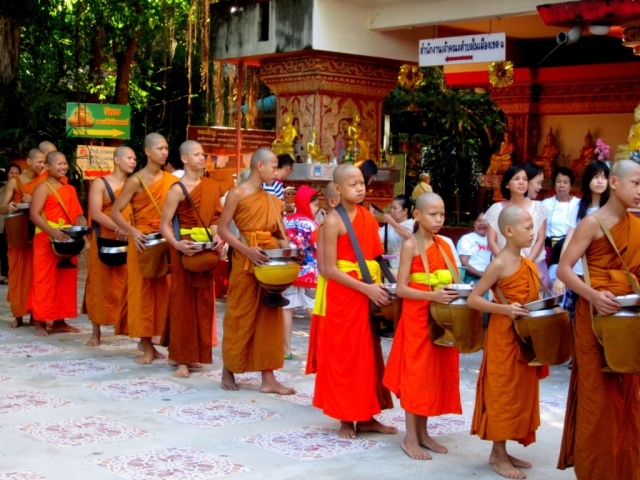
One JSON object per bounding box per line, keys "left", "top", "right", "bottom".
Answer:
{"left": 487, "top": 131, "right": 515, "bottom": 175}
{"left": 305, "top": 129, "right": 327, "bottom": 163}
{"left": 570, "top": 130, "right": 596, "bottom": 178}
{"left": 345, "top": 111, "right": 369, "bottom": 162}
{"left": 534, "top": 128, "right": 560, "bottom": 178}
{"left": 272, "top": 112, "right": 297, "bottom": 156}
{"left": 615, "top": 104, "right": 640, "bottom": 161}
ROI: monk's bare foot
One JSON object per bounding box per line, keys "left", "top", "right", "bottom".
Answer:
{"left": 10, "top": 317, "right": 23, "bottom": 328}
{"left": 136, "top": 338, "right": 156, "bottom": 365}
{"left": 356, "top": 418, "right": 398, "bottom": 435}
{"left": 491, "top": 457, "right": 527, "bottom": 479}
{"left": 221, "top": 367, "right": 239, "bottom": 391}
{"left": 152, "top": 347, "right": 166, "bottom": 359}
{"left": 50, "top": 320, "right": 80, "bottom": 334}
{"left": 86, "top": 323, "right": 101, "bottom": 346}
{"left": 401, "top": 438, "right": 432, "bottom": 460}
{"left": 338, "top": 421, "right": 357, "bottom": 439}
{"left": 168, "top": 360, "right": 203, "bottom": 368}
{"left": 34, "top": 322, "right": 49, "bottom": 337}
{"left": 418, "top": 433, "right": 448, "bottom": 454}
{"left": 151, "top": 336, "right": 161, "bottom": 345}
{"left": 260, "top": 370, "right": 295, "bottom": 395}
{"left": 490, "top": 453, "right": 532, "bottom": 469}
{"left": 173, "top": 364, "right": 190, "bottom": 378}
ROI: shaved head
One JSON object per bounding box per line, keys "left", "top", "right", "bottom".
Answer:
{"left": 333, "top": 164, "right": 361, "bottom": 184}
{"left": 46, "top": 151, "right": 65, "bottom": 165}
{"left": 415, "top": 192, "right": 443, "bottom": 212}
{"left": 238, "top": 168, "right": 251, "bottom": 185}
{"left": 610, "top": 159, "right": 640, "bottom": 180}
{"left": 325, "top": 181, "right": 340, "bottom": 202}
{"left": 114, "top": 146, "right": 134, "bottom": 159}
{"left": 144, "top": 132, "right": 166, "bottom": 149}
{"left": 498, "top": 205, "right": 531, "bottom": 236}
{"left": 250, "top": 148, "right": 276, "bottom": 168}
{"left": 179, "top": 140, "right": 201, "bottom": 157}
{"left": 27, "top": 148, "right": 44, "bottom": 160}
{"left": 38, "top": 141, "right": 56, "bottom": 154}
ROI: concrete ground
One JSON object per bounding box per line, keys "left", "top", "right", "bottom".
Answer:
{"left": 0, "top": 274, "right": 575, "bottom": 480}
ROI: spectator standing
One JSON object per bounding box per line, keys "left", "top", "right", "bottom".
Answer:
{"left": 262, "top": 154, "right": 294, "bottom": 200}
{"left": 457, "top": 209, "right": 491, "bottom": 283}
{"left": 377, "top": 195, "right": 413, "bottom": 272}
{"left": 411, "top": 172, "right": 432, "bottom": 201}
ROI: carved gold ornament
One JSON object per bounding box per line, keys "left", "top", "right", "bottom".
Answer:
{"left": 398, "top": 65, "right": 425, "bottom": 90}
{"left": 488, "top": 61, "right": 514, "bottom": 88}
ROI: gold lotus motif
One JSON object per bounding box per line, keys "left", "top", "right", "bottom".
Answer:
{"left": 488, "top": 61, "right": 514, "bottom": 88}
{"left": 398, "top": 65, "right": 425, "bottom": 90}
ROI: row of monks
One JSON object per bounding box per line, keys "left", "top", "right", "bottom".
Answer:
{"left": 3, "top": 136, "right": 639, "bottom": 480}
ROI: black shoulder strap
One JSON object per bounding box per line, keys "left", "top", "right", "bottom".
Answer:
{"left": 336, "top": 204, "right": 373, "bottom": 285}
{"left": 175, "top": 181, "right": 213, "bottom": 242}
{"left": 100, "top": 177, "right": 116, "bottom": 204}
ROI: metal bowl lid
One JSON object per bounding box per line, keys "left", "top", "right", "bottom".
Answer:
{"left": 524, "top": 294, "right": 564, "bottom": 311}
{"left": 264, "top": 248, "right": 301, "bottom": 259}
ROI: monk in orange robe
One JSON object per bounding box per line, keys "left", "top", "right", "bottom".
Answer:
{"left": 217, "top": 148, "right": 296, "bottom": 395}
{"left": 82, "top": 146, "right": 136, "bottom": 346}
{"left": 384, "top": 192, "right": 462, "bottom": 460}
{"left": 27, "top": 152, "right": 83, "bottom": 336}
{"left": 313, "top": 164, "right": 396, "bottom": 439}
{"left": 159, "top": 140, "right": 223, "bottom": 378}
{"left": 0, "top": 148, "right": 47, "bottom": 327}
{"left": 468, "top": 205, "right": 546, "bottom": 479}
{"left": 557, "top": 159, "right": 640, "bottom": 479}
{"left": 111, "top": 133, "right": 178, "bottom": 364}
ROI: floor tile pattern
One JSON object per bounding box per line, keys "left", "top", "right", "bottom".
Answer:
{"left": 0, "top": 332, "right": 17, "bottom": 340}
{"left": 0, "top": 391, "right": 72, "bottom": 414}
{"left": 0, "top": 472, "right": 48, "bottom": 480}
{"left": 271, "top": 387, "right": 314, "bottom": 406}
{"left": 84, "top": 377, "right": 195, "bottom": 400}
{"left": 0, "top": 343, "right": 67, "bottom": 358}
{"left": 152, "top": 400, "right": 280, "bottom": 428}
{"left": 540, "top": 396, "right": 567, "bottom": 413}
{"left": 26, "top": 359, "right": 127, "bottom": 377}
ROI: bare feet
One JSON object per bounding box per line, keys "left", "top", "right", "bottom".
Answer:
{"left": 136, "top": 338, "right": 159, "bottom": 365}
{"left": 173, "top": 364, "right": 190, "bottom": 378}
{"left": 401, "top": 438, "right": 432, "bottom": 460}
{"left": 490, "top": 453, "right": 532, "bottom": 469}
{"left": 50, "top": 320, "right": 80, "bottom": 334}
{"left": 259, "top": 370, "right": 296, "bottom": 395}
{"left": 10, "top": 317, "right": 23, "bottom": 328}
{"left": 168, "top": 360, "right": 203, "bottom": 368}
{"left": 418, "top": 433, "right": 448, "bottom": 454}
{"left": 356, "top": 418, "right": 398, "bottom": 435}
{"left": 491, "top": 457, "right": 527, "bottom": 479}
{"left": 338, "top": 421, "right": 357, "bottom": 439}
{"left": 86, "top": 323, "right": 101, "bottom": 346}
{"left": 221, "top": 367, "right": 239, "bottom": 391}
{"left": 34, "top": 322, "right": 49, "bottom": 337}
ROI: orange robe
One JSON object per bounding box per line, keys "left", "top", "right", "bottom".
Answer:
{"left": 306, "top": 225, "right": 323, "bottom": 375}
{"left": 471, "top": 258, "right": 544, "bottom": 446}
{"left": 222, "top": 189, "right": 284, "bottom": 374}
{"left": 81, "top": 186, "right": 129, "bottom": 325}
{"left": 313, "top": 205, "right": 393, "bottom": 421}
{"left": 6, "top": 174, "right": 45, "bottom": 318}
{"left": 558, "top": 213, "right": 640, "bottom": 478}
{"left": 384, "top": 237, "right": 462, "bottom": 417}
{"left": 165, "top": 178, "right": 222, "bottom": 364}
{"left": 117, "top": 172, "right": 177, "bottom": 338}
{"left": 27, "top": 184, "right": 83, "bottom": 321}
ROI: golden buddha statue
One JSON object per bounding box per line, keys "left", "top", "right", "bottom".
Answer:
{"left": 534, "top": 128, "right": 560, "bottom": 178}
{"left": 615, "top": 104, "right": 640, "bottom": 161}
{"left": 345, "top": 111, "right": 369, "bottom": 162}
{"left": 570, "top": 130, "right": 596, "bottom": 178}
{"left": 487, "top": 131, "right": 515, "bottom": 175}
{"left": 305, "top": 130, "right": 327, "bottom": 162}
{"left": 272, "top": 112, "right": 297, "bottom": 156}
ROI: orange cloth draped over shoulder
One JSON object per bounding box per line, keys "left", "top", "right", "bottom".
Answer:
{"left": 558, "top": 213, "right": 640, "bottom": 479}
{"left": 384, "top": 237, "right": 462, "bottom": 417}
{"left": 471, "top": 257, "right": 545, "bottom": 447}
{"left": 6, "top": 174, "right": 45, "bottom": 318}
{"left": 222, "top": 189, "right": 284, "bottom": 374}
{"left": 313, "top": 205, "right": 393, "bottom": 421}
{"left": 27, "top": 183, "right": 83, "bottom": 321}
{"left": 116, "top": 172, "right": 177, "bottom": 338}
{"left": 165, "top": 178, "right": 222, "bottom": 365}
{"left": 306, "top": 224, "right": 323, "bottom": 375}
{"left": 81, "top": 185, "right": 129, "bottom": 326}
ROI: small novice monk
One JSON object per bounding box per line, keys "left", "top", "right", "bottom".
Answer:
{"left": 383, "top": 192, "right": 462, "bottom": 460}
{"left": 159, "top": 140, "right": 223, "bottom": 378}
{"left": 467, "top": 205, "right": 546, "bottom": 480}
{"left": 82, "top": 146, "right": 136, "bottom": 346}
{"left": 28, "top": 152, "right": 83, "bottom": 337}
{"left": 313, "top": 164, "right": 396, "bottom": 439}
{"left": 556, "top": 159, "right": 640, "bottom": 479}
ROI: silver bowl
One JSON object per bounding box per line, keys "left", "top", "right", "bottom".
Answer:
{"left": 99, "top": 245, "right": 128, "bottom": 254}
{"left": 382, "top": 283, "right": 397, "bottom": 295}
{"left": 525, "top": 305, "right": 565, "bottom": 318}
{"left": 14, "top": 203, "right": 30, "bottom": 210}
{"left": 144, "top": 232, "right": 166, "bottom": 246}
{"left": 444, "top": 283, "right": 473, "bottom": 298}
{"left": 192, "top": 241, "right": 215, "bottom": 250}
{"left": 524, "top": 294, "right": 564, "bottom": 311}
{"left": 615, "top": 294, "right": 640, "bottom": 307}
{"left": 60, "top": 226, "right": 91, "bottom": 238}
{"left": 263, "top": 248, "right": 301, "bottom": 260}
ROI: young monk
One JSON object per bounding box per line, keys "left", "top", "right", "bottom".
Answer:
{"left": 557, "top": 159, "right": 640, "bottom": 479}
{"left": 159, "top": 140, "right": 223, "bottom": 378}
{"left": 82, "top": 146, "right": 137, "bottom": 346}
{"left": 217, "top": 147, "right": 296, "bottom": 395}
{"left": 467, "top": 205, "right": 546, "bottom": 480}
{"left": 27, "top": 152, "right": 83, "bottom": 337}
{"left": 111, "top": 133, "right": 178, "bottom": 364}
{"left": 313, "top": 164, "right": 396, "bottom": 439}
{"left": 0, "top": 149, "right": 47, "bottom": 328}
{"left": 383, "top": 192, "right": 462, "bottom": 460}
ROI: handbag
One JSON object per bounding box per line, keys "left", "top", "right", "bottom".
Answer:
{"left": 172, "top": 182, "right": 219, "bottom": 288}
{"left": 133, "top": 174, "right": 169, "bottom": 279}
{"left": 418, "top": 231, "right": 484, "bottom": 353}
{"left": 94, "top": 178, "right": 128, "bottom": 267}
{"left": 583, "top": 215, "right": 640, "bottom": 374}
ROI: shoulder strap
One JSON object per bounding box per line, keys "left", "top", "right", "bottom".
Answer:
{"left": 494, "top": 285, "right": 509, "bottom": 305}
{"left": 100, "top": 177, "right": 116, "bottom": 204}
{"left": 267, "top": 193, "right": 289, "bottom": 242}
{"left": 336, "top": 203, "right": 373, "bottom": 285}
{"left": 43, "top": 182, "right": 72, "bottom": 224}
{"left": 175, "top": 181, "right": 212, "bottom": 242}
{"left": 593, "top": 215, "right": 640, "bottom": 294}
{"left": 414, "top": 230, "right": 431, "bottom": 278}
{"left": 434, "top": 238, "right": 463, "bottom": 283}
{"left": 133, "top": 174, "right": 162, "bottom": 216}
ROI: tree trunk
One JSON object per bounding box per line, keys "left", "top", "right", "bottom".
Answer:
{"left": 113, "top": 35, "right": 138, "bottom": 105}
{"left": 87, "top": 28, "right": 105, "bottom": 104}
{"left": 0, "top": 14, "right": 21, "bottom": 126}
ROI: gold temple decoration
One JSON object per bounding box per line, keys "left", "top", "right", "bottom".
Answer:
{"left": 489, "top": 61, "right": 514, "bottom": 88}
{"left": 398, "top": 65, "right": 425, "bottom": 90}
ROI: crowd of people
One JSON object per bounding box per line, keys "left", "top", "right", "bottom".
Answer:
{"left": 1, "top": 135, "right": 638, "bottom": 480}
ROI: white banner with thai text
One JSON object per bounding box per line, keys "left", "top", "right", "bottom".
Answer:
{"left": 419, "top": 33, "right": 506, "bottom": 66}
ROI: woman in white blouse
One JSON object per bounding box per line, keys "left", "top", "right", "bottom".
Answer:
{"left": 377, "top": 195, "right": 414, "bottom": 271}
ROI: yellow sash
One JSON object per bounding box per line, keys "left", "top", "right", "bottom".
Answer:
{"left": 313, "top": 259, "right": 382, "bottom": 316}
{"left": 409, "top": 269, "right": 452, "bottom": 291}
{"left": 179, "top": 227, "right": 212, "bottom": 242}
{"left": 35, "top": 218, "right": 71, "bottom": 234}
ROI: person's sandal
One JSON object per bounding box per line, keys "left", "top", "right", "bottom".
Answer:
{"left": 284, "top": 353, "right": 293, "bottom": 360}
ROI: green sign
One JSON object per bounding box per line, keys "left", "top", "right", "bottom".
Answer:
{"left": 66, "top": 103, "right": 131, "bottom": 139}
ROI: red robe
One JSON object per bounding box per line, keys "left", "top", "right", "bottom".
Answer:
{"left": 27, "top": 184, "right": 83, "bottom": 321}
{"left": 383, "top": 237, "right": 462, "bottom": 417}
{"left": 313, "top": 205, "right": 393, "bottom": 421}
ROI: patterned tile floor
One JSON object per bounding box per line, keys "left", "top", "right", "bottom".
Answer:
{"left": 26, "top": 359, "right": 127, "bottom": 377}
{"left": 152, "top": 400, "right": 280, "bottom": 428}
{"left": 0, "top": 391, "right": 73, "bottom": 414}
{"left": 84, "top": 377, "right": 196, "bottom": 400}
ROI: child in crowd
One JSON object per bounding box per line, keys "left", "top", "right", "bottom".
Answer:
{"left": 262, "top": 154, "right": 294, "bottom": 201}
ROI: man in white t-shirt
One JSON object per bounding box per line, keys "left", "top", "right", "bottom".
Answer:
{"left": 456, "top": 209, "right": 491, "bottom": 282}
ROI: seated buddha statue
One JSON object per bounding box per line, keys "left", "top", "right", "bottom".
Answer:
{"left": 305, "top": 130, "right": 327, "bottom": 162}
{"left": 487, "top": 131, "right": 515, "bottom": 175}
{"left": 570, "top": 131, "right": 596, "bottom": 178}
{"left": 272, "top": 112, "right": 297, "bottom": 156}
{"left": 346, "top": 111, "right": 369, "bottom": 162}
{"left": 534, "top": 128, "right": 560, "bottom": 178}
